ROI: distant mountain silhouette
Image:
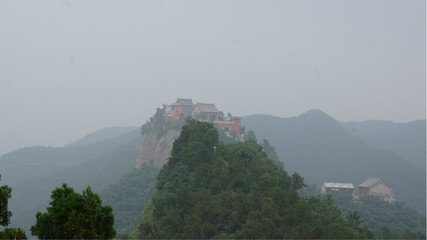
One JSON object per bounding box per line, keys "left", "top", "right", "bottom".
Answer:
{"left": 342, "top": 120, "right": 426, "bottom": 169}
{"left": 65, "top": 126, "right": 138, "bottom": 148}
{"left": 242, "top": 111, "right": 425, "bottom": 214}
{"left": 0, "top": 127, "right": 139, "bottom": 186}
{"left": 0, "top": 127, "right": 141, "bottom": 233}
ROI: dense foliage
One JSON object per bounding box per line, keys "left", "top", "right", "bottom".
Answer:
{"left": 0, "top": 228, "right": 27, "bottom": 239}
{"left": 0, "top": 181, "right": 11, "bottom": 226}
{"left": 330, "top": 191, "right": 426, "bottom": 239}
{"left": 101, "top": 163, "right": 158, "bottom": 234}
{"left": 136, "top": 120, "right": 373, "bottom": 239}
{"left": 262, "top": 138, "right": 284, "bottom": 170}
{"left": 31, "top": 184, "right": 115, "bottom": 239}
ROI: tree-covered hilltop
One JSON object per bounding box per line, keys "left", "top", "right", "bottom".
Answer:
{"left": 140, "top": 107, "right": 185, "bottom": 137}
{"left": 135, "top": 120, "right": 374, "bottom": 239}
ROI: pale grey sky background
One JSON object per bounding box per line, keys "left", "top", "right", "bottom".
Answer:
{"left": 0, "top": 0, "right": 425, "bottom": 155}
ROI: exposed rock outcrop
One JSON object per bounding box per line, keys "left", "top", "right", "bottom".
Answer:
{"left": 135, "top": 129, "right": 180, "bottom": 169}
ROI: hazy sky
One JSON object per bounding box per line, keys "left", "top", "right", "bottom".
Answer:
{"left": 0, "top": 0, "right": 425, "bottom": 155}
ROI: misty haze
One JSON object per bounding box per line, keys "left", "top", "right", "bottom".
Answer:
{"left": 0, "top": 0, "right": 425, "bottom": 239}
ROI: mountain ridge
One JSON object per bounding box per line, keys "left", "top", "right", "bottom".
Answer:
{"left": 0, "top": 128, "right": 140, "bottom": 186}
{"left": 342, "top": 119, "right": 426, "bottom": 169}
{"left": 65, "top": 126, "right": 138, "bottom": 148}
{"left": 242, "top": 110, "right": 426, "bottom": 214}
{"left": 1, "top": 108, "right": 425, "bottom": 236}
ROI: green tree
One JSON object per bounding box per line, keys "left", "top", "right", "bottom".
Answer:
{"left": 0, "top": 175, "right": 27, "bottom": 239}
{"left": 101, "top": 163, "right": 158, "bottom": 234}
{"left": 347, "top": 210, "right": 363, "bottom": 226}
{"left": 0, "top": 178, "right": 11, "bottom": 226}
{"left": 246, "top": 130, "right": 257, "bottom": 142}
{"left": 31, "top": 184, "right": 115, "bottom": 239}
{"left": 0, "top": 228, "right": 27, "bottom": 239}
{"left": 381, "top": 226, "right": 393, "bottom": 239}
{"left": 262, "top": 139, "right": 284, "bottom": 169}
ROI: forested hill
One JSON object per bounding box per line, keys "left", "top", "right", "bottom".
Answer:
{"left": 0, "top": 127, "right": 139, "bottom": 186}
{"left": 241, "top": 111, "right": 426, "bottom": 214}
{"left": 1, "top": 127, "right": 140, "bottom": 234}
{"left": 134, "top": 120, "right": 373, "bottom": 239}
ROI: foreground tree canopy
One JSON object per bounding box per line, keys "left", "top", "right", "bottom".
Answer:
{"left": 0, "top": 178, "right": 12, "bottom": 227}
{"left": 136, "top": 120, "right": 374, "bottom": 239}
{"left": 0, "top": 176, "right": 27, "bottom": 239}
{"left": 31, "top": 184, "right": 115, "bottom": 239}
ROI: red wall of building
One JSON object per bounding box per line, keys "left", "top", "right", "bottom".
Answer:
{"left": 216, "top": 117, "right": 241, "bottom": 137}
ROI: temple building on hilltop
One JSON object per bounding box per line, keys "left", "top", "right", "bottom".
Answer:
{"left": 192, "top": 102, "right": 224, "bottom": 122}
{"left": 165, "top": 98, "right": 195, "bottom": 121}
{"left": 164, "top": 98, "right": 243, "bottom": 140}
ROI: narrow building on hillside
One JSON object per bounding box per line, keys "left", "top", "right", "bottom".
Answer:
{"left": 358, "top": 177, "right": 395, "bottom": 203}
{"left": 321, "top": 182, "right": 355, "bottom": 194}
{"left": 214, "top": 116, "right": 243, "bottom": 140}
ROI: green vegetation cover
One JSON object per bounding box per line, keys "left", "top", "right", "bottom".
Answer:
{"left": 135, "top": 120, "right": 373, "bottom": 239}
{"left": 31, "top": 184, "right": 115, "bottom": 239}
{"left": 331, "top": 192, "right": 426, "bottom": 239}
{"left": 101, "top": 163, "right": 158, "bottom": 234}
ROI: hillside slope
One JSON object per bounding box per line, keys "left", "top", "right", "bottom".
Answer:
{"left": 242, "top": 111, "right": 426, "bottom": 214}
{"left": 342, "top": 120, "right": 426, "bottom": 169}
{"left": 65, "top": 126, "right": 138, "bottom": 148}
{"left": 0, "top": 128, "right": 140, "bottom": 186}
{"left": 101, "top": 163, "right": 158, "bottom": 234}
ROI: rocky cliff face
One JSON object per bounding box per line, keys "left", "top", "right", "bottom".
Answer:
{"left": 135, "top": 129, "right": 180, "bottom": 169}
